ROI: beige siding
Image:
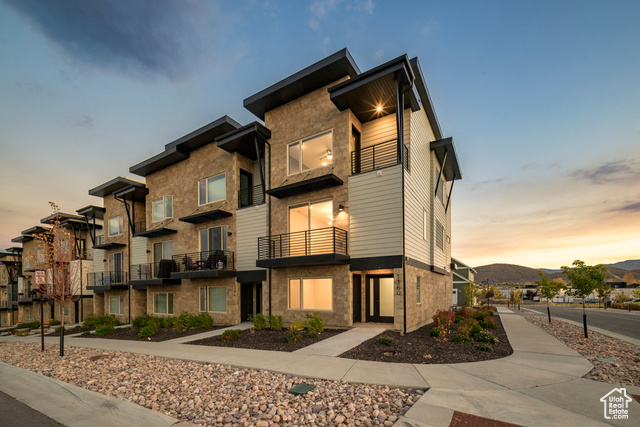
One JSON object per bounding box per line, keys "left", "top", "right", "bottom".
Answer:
{"left": 405, "top": 109, "right": 436, "bottom": 265}
{"left": 348, "top": 164, "right": 403, "bottom": 258}
{"left": 432, "top": 152, "right": 451, "bottom": 271}
{"left": 236, "top": 204, "right": 267, "bottom": 272}
{"left": 131, "top": 236, "right": 148, "bottom": 265}
{"left": 361, "top": 110, "right": 411, "bottom": 148}
{"left": 70, "top": 259, "right": 94, "bottom": 295}
{"left": 92, "top": 230, "right": 105, "bottom": 274}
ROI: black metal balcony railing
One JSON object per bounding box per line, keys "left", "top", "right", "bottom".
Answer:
{"left": 131, "top": 261, "right": 179, "bottom": 280}
{"left": 173, "top": 250, "right": 235, "bottom": 273}
{"left": 351, "top": 139, "right": 409, "bottom": 175}
{"left": 87, "top": 271, "right": 128, "bottom": 287}
{"left": 134, "top": 221, "right": 147, "bottom": 235}
{"left": 238, "top": 185, "right": 266, "bottom": 208}
{"left": 258, "top": 227, "right": 348, "bottom": 259}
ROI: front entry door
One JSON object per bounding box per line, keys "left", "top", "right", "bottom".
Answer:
{"left": 353, "top": 274, "right": 362, "bottom": 323}
{"left": 240, "top": 284, "right": 254, "bottom": 321}
{"left": 366, "top": 275, "right": 394, "bottom": 323}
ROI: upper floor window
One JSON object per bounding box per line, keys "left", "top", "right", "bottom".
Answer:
{"left": 108, "top": 215, "right": 124, "bottom": 236}
{"left": 200, "top": 226, "right": 227, "bottom": 253}
{"left": 199, "top": 174, "right": 225, "bottom": 206}
{"left": 288, "top": 130, "right": 333, "bottom": 175}
{"left": 153, "top": 196, "right": 173, "bottom": 222}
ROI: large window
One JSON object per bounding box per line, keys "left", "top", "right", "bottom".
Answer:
{"left": 109, "top": 296, "right": 124, "bottom": 315}
{"left": 153, "top": 241, "right": 174, "bottom": 264}
{"left": 108, "top": 215, "right": 124, "bottom": 236}
{"left": 288, "top": 130, "right": 333, "bottom": 175}
{"left": 198, "top": 174, "right": 226, "bottom": 205}
{"left": 200, "top": 226, "right": 227, "bottom": 253}
{"left": 108, "top": 253, "right": 124, "bottom": 284}
{"left": 199, "top": 287, "right": 227, "bottom": 312}
{"left": 152, "top": 196, "right": 173, "bottom": 222}
{"left": 288, "top": 278, "right": 332, "bottom": 311}
{"left": 289, "top": 200, "right": 333, "bottom": 232}
{"left": 154, "top": 293, "right": 174, "bottom": 314}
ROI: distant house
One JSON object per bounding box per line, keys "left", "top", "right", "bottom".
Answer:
{"left": 451, "top": 258, "right": 476, "bottom": 306}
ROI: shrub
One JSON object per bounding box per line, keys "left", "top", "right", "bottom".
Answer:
{"left": 269, "top": 315, "right": 283, "bottom": 331}
{"left": 453, "top": 335, "right": 473, "bottom": 344}
{"left": 48, "top": 319, "right": 61, "bottom": 326}
{"left": 474, "top": 310, "right": 492, "bottom": 321}
{"left": 171, "top": 323, "right": 186, "bottom": 334}
{"left": 474, "top": 329, "right": 498, "bottom": 344}
{"left": 94, "top": 324, "right": 115, "bottom": 336}
{"left": 476, "top": 343, "right": 493, "bottom": 352}
{"left": 377, "top": 335, "right": 394, "bottom": 346}
{"left": 433, "top": 310, "right": 455, "bottom": 329}
{"left": 222, "top": 329, "right": 241, "bottom": 341}
{"left": 305, "top": 313, "right": 324, "bottom": 333}
{"left": 132, "top": 314, "right": 152, "bottom": 328}
{"left": 307, "top": 329, "right": 319, "bottom": 339}
{"left": 16, "top": 321, "right": 40, "bottom": 329}
{"left": 248, "top": 313, "right": 268, "bottom": 331}
{"left": 162, "top": 317, "right": 177, "bottom": 328}
{"left": 80, "top": 331, "right": 91, "bottom": 337}
{"left": 138, "top": 325, "right": 157, "bottom": 338}
{"left": 285, "top": 321, "right": 305, "bottom": 342}
{"left": 457, "top": 306, "right": 471, "bottom": 319}
{"left": 430, "top": 326, "right": 445, "bottom": 337}
{"left": 454, "top": 315, "right": 464, "bottom": 323}
{"left": 84, "top": 314, "right": 119, "bottom": 329}
{"left": 478, "top": 317, "right": 497, "bottom": 330}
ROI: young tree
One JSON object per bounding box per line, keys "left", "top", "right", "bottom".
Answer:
{"left": 615, "top": 291, "right": 628, "bottom": 303}
{"left": 632, "top": 287, "right": 640, "bottom": 300}
{"left": 462, "top": 282, "right": 478, "bottom": 307}
{"left": 535, "top": 271, "right": 563, "bottom": 322}
{"left": 595, "top": 283, "right": 612, "bottom": 310}
{"left": 561, "top": 260, "right": 607, "bottom": 338}
{"left": 34, "top": 203, "right": 82, "bottom": 356}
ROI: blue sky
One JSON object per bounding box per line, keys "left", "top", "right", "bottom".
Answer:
{"left": 1, "top": 0, "right": 638, "bottom": 268}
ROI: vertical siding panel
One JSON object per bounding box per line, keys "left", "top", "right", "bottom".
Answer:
{"left": 130, "top": 237, "right": 148, "bottom": 266}
{"left": 236, "top": 204, "right": 267, "bottom": 272}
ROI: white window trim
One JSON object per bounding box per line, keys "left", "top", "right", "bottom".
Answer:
{"left": 286, "top": 129, "right": 334, "bottom": 176}
{"left": 198, "top": 173, "right": 226, "bottom": 206}
{"left": 152, "top": 196, "right": 173, "bottom": 222}
{"left": 153, "top": 292, "right": 174, "bottom": 315}
{"left": 109, "top": 295, "right": 124, "bottom": 315}
{"left": 108, "top": 215, "right": 124, "bottom": 237}
{"left": 287, "top": 276, "right": 334, "bottom": 312}
{"left": 286, "top": 199, "right": 333, "bottom": 233}
{"left": 206, "top": 286, "right": 227, "bottom": 313}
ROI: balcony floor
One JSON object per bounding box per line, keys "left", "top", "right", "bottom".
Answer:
{"left": 256, "top": 253, "right": 350, "bottom": 268}
{"left": 171, "top": 270, "right": 236, "bottom": 280}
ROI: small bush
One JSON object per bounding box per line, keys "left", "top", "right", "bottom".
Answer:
{"left": 80, "top": 331, "right": 91, "bottom": 337}
{"left": 430, "top": 326, "right": 445, "bottom": 337}
{"left": 162, "top": 317, "right": 176, "bottom": 328}
{"left": 269, "top": 315, "right": 283, "bottom": 331}
{"left": 285, "top": 321, "right": 305, "bottom": 342}
{"left": 248, "top": 313, "right": 268, "bottom": 331}
{"left": 457, "top": 306, "right": 471, "bottom": 319}
{"left": 454, "top": 315, "right": 464, "bottom": 323}
{"left": 177, "top": 312, "right": 214, "bottom": 329}
{"left": 84, "top": 314, "right": 119, "bottom": 328}
{"left": 16, "top": 321, "right": 40, "bottom": 329}
{"left": 222, "top": 329, "right": 241, "bottom": 341}
{"left": 307, "top": 329, "right": 319, "bottom": 339}
{"left": 171, "top": 323, "right": 186, "bottom": 334}
{"left": 377, "top": 335, "right": 394, "bottom": 346}
{"left": 305, "top": 313, "right": 324, "bottom": 333}
{"left": 478, "top": 317, "right": 497, "bottom": 330}
{"left": 132, "top": 314, "right": 152, "bottom": 328}
{"left": 94, "top": 324, "right": 115, "bottom": 336}
{"left": 48, "top": 319, "right": 61, "bottom": 326}
{"left": 433, "top": 310, "right": 455, "bottom": 329}
{"left": 476, "top": 343, "right": 493, "bottom": 352}
{"left": 453, "top": 334, "right": 473, "bottom": 345}
{"left": 474, "top": 329, "right": 498, "bottom": 344}
{"left": 474, "top": 310, "right": 492, "bottom": 321}
{"left": 138, "top": 325, "right": 158, "bottom": 338}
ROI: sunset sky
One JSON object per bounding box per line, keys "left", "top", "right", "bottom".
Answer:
{"left": 1, "top": 0, "right": 638, "bottom": 269}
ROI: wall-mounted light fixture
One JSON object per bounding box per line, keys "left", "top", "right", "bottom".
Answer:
{"left": 376, "top": 105, "right": 383, "bottom": 112}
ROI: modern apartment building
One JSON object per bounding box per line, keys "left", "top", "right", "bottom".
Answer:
{"left": 0, "top": 247, "right": 22, "bottom": 327}
{"left": 102, "top": 48, "right": 462, "bottom": 332}
{"left": 451, "top": 258, "right": 477, "bottom": 307}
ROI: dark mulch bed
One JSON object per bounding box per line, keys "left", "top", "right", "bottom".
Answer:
{"left": 187, "top": 328, "right": 346, "bottom": 352}
{"left": 48, "top": 326, "right": 85, "bottom": 336}
{"left": 340, "top": 315, "right": 513, "bottom": 364}
{"left": 82, "top": 325, "right": 230, "bottom": 342}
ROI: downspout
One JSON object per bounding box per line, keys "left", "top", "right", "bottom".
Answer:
{"left": 265, "top": 140, "right": 272, "bottom": 317}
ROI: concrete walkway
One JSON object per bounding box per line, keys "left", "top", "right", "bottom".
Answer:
{"left": 294, "top": 324, "right": 388, "bottom": 356}
{"left": 2, "top": 309, "right": 640, "bottom": 426}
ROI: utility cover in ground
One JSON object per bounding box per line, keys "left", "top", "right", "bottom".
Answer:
{"left": 289, "top": 383, "right": 316, "bottom": 395}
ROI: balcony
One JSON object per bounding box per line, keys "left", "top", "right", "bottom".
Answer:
{"left": 87, "top": 271, "right": 129, "bottom": 293}
{"left": 238, "top": 184, "right": 266, "bottom": 208}
{"left": 129, "top": 261, "right": 181, "bottom": 289}
{"left": 92, "top": 234, "right": 126, "bottom": 250}
{"left": 257, "top": 227, "right": 349, "bottom": 268}
{"left": 171, "top": 250, "right": 236, "bottom": 279}
{"left": 133, "top": 221, "right": 177, "bottom": 238}
{"left": 351, "top": 139, "right": 409, "bottom": 175}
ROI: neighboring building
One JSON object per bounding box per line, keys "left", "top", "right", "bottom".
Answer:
{"left": 0, "top": 248, "right": 22, "bottom": 327}
{"left": 451, "top": 258, "right": 477, "bottom": 307}
{"left": 86, "top": 177, "right": 147, "bottom": 324}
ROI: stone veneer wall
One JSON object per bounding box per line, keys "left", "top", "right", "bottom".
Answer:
{"left": 404, "top": 264, "right": 452, "bottom": 332}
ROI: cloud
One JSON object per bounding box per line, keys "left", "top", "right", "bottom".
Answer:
{"left": 65, "top": 115, "right": 93, "bottom": 130}
{"left": 308, "top": 0, "right": 373, "bottom": 30}
{"left": 3, "top": 0, "right": 221, "bottom": 81}
{"left": 421, "top": 21, "right": 440, "bottom": 35}
{"left": 569, "top": 159, "right": 640, "bottom": 184}
{"left": 373, "top": 49, "right": 384, "bottom": 61}
{"left": 610, "top": 201, "right": 640, "bottom": 212}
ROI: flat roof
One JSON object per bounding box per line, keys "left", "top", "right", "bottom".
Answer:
{"left": 410, "top": 57, "right": 443, "bottom": 141}
{"left": 21, "top": 225, "right": 51, "bottom": 236}
{"left": 113, "top": 184, "right": 148, "bottom": 202}
{"left": 216, "top": 122, "right": 271, "bottom": 160}
{"left": 11, "top": 235, "right": 33, "bottom": 243}
{"left": 129, "top": 116, "right": 242, "bottom": 177}
{"left": 88, "top": 177, "right": 146, "bottom": 198}
{"left": 243, "top": 48, "right": 361, "bottom": 120}
{"left": 5, "top": 247, "right": 23, "bottom": 253}
{"left": 40, "top": 212, "right": 84, "bottom": 225}
{"left": 431, "top": 137, "right": 462, "bottom": 181}
{"left": 76, "top": 205, "right": 106, "bottom": 219}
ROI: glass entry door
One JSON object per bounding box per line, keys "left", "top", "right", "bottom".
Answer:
{"left": 366, "top": 275, "right": 394, "bottom": 323}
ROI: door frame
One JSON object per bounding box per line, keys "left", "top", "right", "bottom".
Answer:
{"left": 240, "top": 283, "right": 254, "bottom": 321}
{"left": 352, "top": 274, "right": 362, "bottom": 323}
{"left": 365, "top": 274, "right": 394, "bottom": 323}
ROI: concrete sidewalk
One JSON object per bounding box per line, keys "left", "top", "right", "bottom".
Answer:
{"left": 0, "top": 362, "right": 192, "bottom": 427}
{"left": 294, "top": 324, "right": 388, "bottom": 356}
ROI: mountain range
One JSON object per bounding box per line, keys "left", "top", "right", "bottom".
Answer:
{"left": 474, "top": 259, "right": 640, "bottom": 284}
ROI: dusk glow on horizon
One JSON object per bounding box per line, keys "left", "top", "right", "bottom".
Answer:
{"left": 0, "top": 0, "right": 638, "bottom": 269}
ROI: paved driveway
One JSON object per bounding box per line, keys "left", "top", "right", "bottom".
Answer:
{"left": 526, "top": 305, "right": 640, "bottom": 340}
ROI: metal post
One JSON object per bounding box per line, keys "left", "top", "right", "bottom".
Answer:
{"left": 40, "top": 299, "right": 44, "bottom": 352}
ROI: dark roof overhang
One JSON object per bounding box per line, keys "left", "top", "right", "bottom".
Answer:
{"left": 328, "top": 54, "right": 420, "bottom": 123}
{"left": 266, "top": 173, "right": 343, "bottom": 199}
{"left": 133, "top": 227, "right": 177, "bottom": 238}
{"left": 244, "top": 48, "right": 361, "bottom": 120}
{"left": 114, "top": 184, "right": 148, "bottom": 203}
{"left": 11, "top": 235, "right": 33, "bottom": 244}
{"left": 216, "top": 122, "right": 271, "bottom": 160}
{"left": 76, "top": 205, "right": 106, "bottom": 220}
{"left": 60, "top": 218, "right": 103, "bottom": 231}
{"left": 129, "top": 116, "right": 242, "bottom": 177}
{"left": 22, "top": 226, "right": 51, "bottom": 236}
{"left": 40, "top": 212, "right": 83, "bottom": 225}
{"left": 89, "top": 177, "right": 145, "bottom": 198}
{"left": 410, "top": 57, "right": 443, "bottom": 141}
{"left": 92, "top": 242, "right": 126, "bottom": 250}
{"left": 431, "top": 137, "right": 462, "bottom": 181}
{"left": 5, "top": 247, "right": 23, "bottom": 253}
{"left": 178, "top": 210, "right": 233, "bottom": 224}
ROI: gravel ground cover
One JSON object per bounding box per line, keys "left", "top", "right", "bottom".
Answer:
{"left": 82, "top": 325, "right": 230, "bottom": 342}
{"left": 0, "top": 342, "right": 422, "bottom": 426}
{"left": 188, "top": 328, "right": 345, "bottom": 352}
{"left": 341, "top": 315, "right": 513, "bottom": 364}
{"left": 524, "top": 315, "right": 640, "bottom": 387}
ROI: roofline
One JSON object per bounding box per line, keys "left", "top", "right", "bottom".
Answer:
{"left": 88, "top": 176, "right": 146, "bottom": 198}
{"left": 328, "top": 53, "right": 414, "bottom": 95}
{"left": 410, "top": 57, "right": 443, "bottom": 141}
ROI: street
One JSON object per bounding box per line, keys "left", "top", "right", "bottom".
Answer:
{"left": 526, "top": 305, "right": 640, "bottom": 340}
{"left": 0, "top": 390, "right": 62, "bottom": 427}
